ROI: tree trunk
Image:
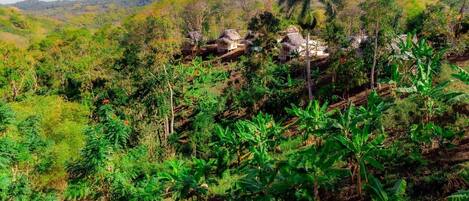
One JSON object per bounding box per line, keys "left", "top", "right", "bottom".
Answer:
{"left": 314, "top": 179, "right": 320, "bottom": 201}
{"left": 306, "top": 32, "right": 314, "bottom": 101}
{"left": 163, "top": 65, "right": 175, "bottom": 135}
{"left": 371, "top": 21, "right": 379, "bottom": 89}
{"left": 11, "top": 81, "right": 17, "bottom": 100}
{"left": 168, "top": 82, "right": 174, "bottom": 135}
{"left": 455, "top": 0, "right": 467, "bottom": 38}
{"left": 357, "top": 164, "right": 362, "bottom": 198}
{"left": 164, "top": 116, "right": 169, "bottom": 147}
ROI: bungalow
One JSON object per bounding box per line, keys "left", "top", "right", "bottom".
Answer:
{"left": 279, "top": 32, "right": 329, "bottom": 62}
{"left": 182, "top": 31, "right": 203, "bottom": 54}
{"left": 279, "top": 32, "right": 306, "bottom": 62}
{"left": 216, "top": 29, "right": 242, "bottom": 53}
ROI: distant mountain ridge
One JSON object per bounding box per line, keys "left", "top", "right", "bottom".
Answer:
{"left": 7, "top": 0, "right": 156, "bottom": 26}
{"left": 11, "top": 0, "right": 154, "bottom": 11}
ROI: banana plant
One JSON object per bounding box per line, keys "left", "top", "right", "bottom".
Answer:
{"left": 395, "top": 37, "right": 465, "bottom": 122}
{"left": 212, "top": 126, "right": 239, "bottom": 170}
{"left": 227, "top": 114, "right": 284, "bottom": 200}
{"left": 368, "top": 176, "right": 408, "bottom": 201}
{"left": 356, "top": 90, "right": 390, "bottom": 130}
{"left": 335, "top": 124, "right": 386, "bottom": 197}
{"left": 287, "top": 100, "right": 333, "bottom": 143}
{"left": 333, "top": 104, "right": 357, "bottom": 137}
{"left": 282, "top": 140, "right": 347, "bottom": 201}
{"left": 410, "top": 122, "right": 458, "bottom": 147}
{"left": 213, "top": 113, "right": 283, "bottom": 169}
{"left": 158, "top": 159, "right": 212, "bottom": 201}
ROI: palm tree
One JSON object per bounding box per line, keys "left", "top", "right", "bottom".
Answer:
{"left": 278, "top": 0, "right": 340, "bottom": 101}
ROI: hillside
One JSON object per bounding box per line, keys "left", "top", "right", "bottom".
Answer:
{"left": 12, "top": 0, "right": 153, "bottom": 10}
{"left": 0, "top": 6, "right": 56, "bottom": 47}
{"left": 9, "top": 0, "right": 155, "bottom": 26}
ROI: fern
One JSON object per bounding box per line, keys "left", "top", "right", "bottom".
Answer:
{"left": 447, "top": 189, "right": 469, "bottom": 201}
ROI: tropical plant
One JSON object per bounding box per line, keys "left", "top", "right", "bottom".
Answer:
{"left": 447, "top": 189, "right": 469, "bottom": 201}
{"left": 335, "top": 124, "right": 385, "bottom": 197}
{"left": 368, "top": 176, "right": 408, "bottom": 201}
{"left": 409, "top": 122, "right": 458, "bottom": 146}
{"left": 395, "top": 37, "right": 466, "bottom": 121}
{"left": 67, "top": 127, "right": 111, "bottom": 179}
{"left": 451, "top": 64, "right": 469, "bottom": 85}
{"left": 97, "top": 105, "right": 131, "bottom": 149}
{"left": 356, "top": 90, "right": 390, "bottom": 130}
{"left": 159, "top": 159, "right": 211, "bottom": 200}
{"left": 283, "top": 139, "right": 347, "bottom": 201}
{"left": 288, "top": 100, "right": 332, "bottom": 142}
{"left": 0, "top": 102, "right": 14, "bottom": 132}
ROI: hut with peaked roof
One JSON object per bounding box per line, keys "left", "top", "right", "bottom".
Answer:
{"left": 279, "top": 32, "right": 306, "bottom": 61}
{"left": 279, "top": 31, "right": 330, "bottom": 61}
{"left": 182, "top": 31, "right": 203, "bottom": 54}
{"left": 216, "top": 29, "right": 242, "bottom": 53}
{"left": 284, "top": 25, "right": 301, "bottom": 34}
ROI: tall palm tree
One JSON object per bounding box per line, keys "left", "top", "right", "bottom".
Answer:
{"left": 278, "top": 0, "right": 339, "bottom": 101}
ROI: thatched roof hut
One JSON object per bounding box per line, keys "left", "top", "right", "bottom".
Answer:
{"left": 217, "top": 29, "right": 242, "bottom": 53}
{"left": 219, "top": 29, "right": 242, "bottom": 41}
{"left": 188, "top": 31, "right": 203, "bottom": 44}
{"left": 183, "top": 31, "right": 204, "bottom": 54}
{"left": 282, "top": 32, "right": 306, "bottom": 47}
{"left": 284, "top": 25, "right": 301, "bottom": 34}
{"left": 279, "top": 32, "right": 330, "bottom": 61}
{"left": 279, "top": 32, "right": 306, "bottom": 61}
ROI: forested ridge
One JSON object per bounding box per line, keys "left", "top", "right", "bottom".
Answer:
{"left": 0, "top": 0, "right": 467, "bottom": 200}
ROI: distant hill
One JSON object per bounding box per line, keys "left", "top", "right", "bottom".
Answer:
{"left": 9, "top": 0, "right": 156, "bottom": 26}
{"left": 0, "top": 6, "right": 56, "bottom": 47}
{"left": 12, "top": 0, "right": 154, "bottom": 11}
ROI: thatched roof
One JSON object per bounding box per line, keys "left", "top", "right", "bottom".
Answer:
{"left": 219, "top": 29, "right": 241, "bottom": 41}
{"left": 281, "top": 32, "right": 306, "bottom": 47}
{"left": 284, "top": 25, "right": 300, "bottom": 34}
{"left": 218, "top": 38, "right": 233, "bottom": 44}
{"left": 188, "top": 31, "right": 203, "bottom": 42}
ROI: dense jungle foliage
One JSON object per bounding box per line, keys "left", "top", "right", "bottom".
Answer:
{"left": 0, "top": 0, "right": 468, "bottom": 200}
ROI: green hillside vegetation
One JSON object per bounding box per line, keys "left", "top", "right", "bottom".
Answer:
{"left": 11, "top": 0, "right": 155, "bottom": 28}
{"left": 0, "top": 0, "right": 467, "bottom": 200}
{"left": 0, "top": 7, "right": 56, "bottom": 47}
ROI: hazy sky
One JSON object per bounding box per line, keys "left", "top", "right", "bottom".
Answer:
{"left": 0, "top": 0, "right": 57, "bottom": 4}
